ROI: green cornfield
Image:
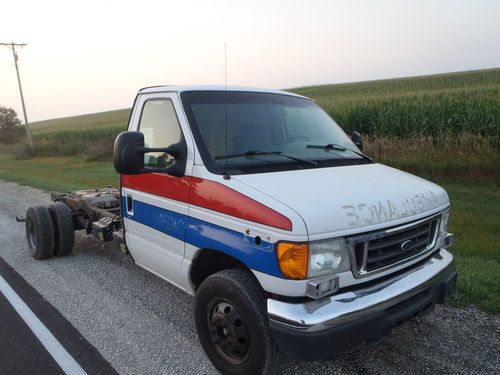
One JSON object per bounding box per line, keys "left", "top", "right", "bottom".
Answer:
{"left": 23, "top": 68, "right": 500, "bottom": 160}
{"left": 292, "top": 68, "right": 500, "bottom": 143}
{"left": 27, "top": 126, "right": 125, "bottom": 160}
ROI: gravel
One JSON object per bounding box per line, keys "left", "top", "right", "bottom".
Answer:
{"left": 0, "top": 180, "right": 498, "bottom": 374}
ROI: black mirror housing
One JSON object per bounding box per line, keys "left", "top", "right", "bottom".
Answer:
{"left": 113, "top": 131, "right": 145, "bottom": 174}
{"left": 351, "top": 131, "right": 363, "bottom": 151}
{"left": 113, "top": 131, "right": 186, "bottom": 176}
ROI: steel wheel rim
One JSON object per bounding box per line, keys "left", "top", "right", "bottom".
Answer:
{"left": 207, "top": 299, "right": 250, "bottom": 364}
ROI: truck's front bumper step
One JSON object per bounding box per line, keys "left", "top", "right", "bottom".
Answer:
{"left": 267, "top": 248, "right": 456, "bottom": 360}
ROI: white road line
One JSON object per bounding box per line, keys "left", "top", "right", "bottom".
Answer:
{"left": 0, "top": 274, "right": 87, "bottom": 375}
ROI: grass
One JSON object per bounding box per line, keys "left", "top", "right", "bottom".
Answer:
{"left": 0, "top": 152, "right": 118, "bottom": 192}
{"left": 363, "top": 134, "right": 499, "bottom": 184}
{"left": 443, "top": 182, "right": 500, "bottom": 313}
{"left": 0, "top": 68, "right": 499, "bottom": 313}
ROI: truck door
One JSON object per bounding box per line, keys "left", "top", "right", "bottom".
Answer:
{"left": 121, "top": 94, "right": 192, "bottom": 290}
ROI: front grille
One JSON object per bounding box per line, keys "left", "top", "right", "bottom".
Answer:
{"left": 349, "top": 214, "right": 441, "bottom": 278}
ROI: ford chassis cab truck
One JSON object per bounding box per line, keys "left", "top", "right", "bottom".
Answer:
{"left": 22, "top": 86, "right": 456, "bottom": 374}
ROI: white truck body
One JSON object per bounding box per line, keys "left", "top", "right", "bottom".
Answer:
{"left": 113, "top": 85, "right": 456, "bottom": 369}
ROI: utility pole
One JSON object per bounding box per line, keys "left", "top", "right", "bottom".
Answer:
{"left": 0, "top": 42, "right": 33, "bottom": 155}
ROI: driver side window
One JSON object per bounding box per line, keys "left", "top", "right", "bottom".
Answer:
{"left": 139, "top": 99, "right": 183, "bottom": 168}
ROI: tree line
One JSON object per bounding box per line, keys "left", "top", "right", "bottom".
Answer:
{"left": 0, "top": 106, "right": 24, "bottom": 144}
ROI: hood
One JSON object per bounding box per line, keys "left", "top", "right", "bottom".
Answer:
{"left": 232, "top": 163, "right": 449, "bottom": 238}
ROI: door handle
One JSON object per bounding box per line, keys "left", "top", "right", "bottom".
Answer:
{"left": 126, "top": 195, "right": 134, "bottom": 215}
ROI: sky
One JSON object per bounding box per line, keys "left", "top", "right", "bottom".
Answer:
{"left": 0, "top": 0, "right": 499, "bottom": 122}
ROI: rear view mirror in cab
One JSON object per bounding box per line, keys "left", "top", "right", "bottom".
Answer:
{"left": 351, "top": 131, "right": 363, "bottom": 151}
{"left": 113, "top": 131, "right": 186, "bottom": 176}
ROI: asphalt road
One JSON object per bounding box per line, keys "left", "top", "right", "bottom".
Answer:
{"left": 0, "top": 256, "right": 116, "bottom": 374}
{"left": 0, "top": 291, "right": 65, "bottom": 375}
{"left": 0, "top": 180, "right": 499, "bottom": 375}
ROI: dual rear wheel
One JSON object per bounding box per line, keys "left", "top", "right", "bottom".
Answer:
{"left": 25, "top": 203, "right": 74, "bottom": 259}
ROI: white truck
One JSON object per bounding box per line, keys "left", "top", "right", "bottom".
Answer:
{"left": 23, "top": 86, "right": 456, "bottom": 374}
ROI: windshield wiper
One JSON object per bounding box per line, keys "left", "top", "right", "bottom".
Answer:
{"left": 307, "top": 144, "right": 373, "bottom": 162}
{"left": 215, "top": 150, "right": 318, "bottom": 165}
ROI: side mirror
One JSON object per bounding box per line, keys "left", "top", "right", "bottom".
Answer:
{"left": 113, "top": 131, "right": 186, "bottom": 176}
{"left": 351, "top": 131, "right": 363, "bottom": 151}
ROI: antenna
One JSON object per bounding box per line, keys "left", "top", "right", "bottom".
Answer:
{"left": 224, "top": 43, "right": 228, "bottom": 165}
{"left": 224, "top": 43, "right": 227, "bottom": 90}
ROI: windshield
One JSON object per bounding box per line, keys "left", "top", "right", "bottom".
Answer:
{"left": 181, "top": 91, "right": 370, "bottom": 174}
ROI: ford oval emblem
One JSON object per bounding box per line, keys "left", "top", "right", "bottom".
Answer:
{"left": 400, "top": 240, "right": 414, "bottom": 251}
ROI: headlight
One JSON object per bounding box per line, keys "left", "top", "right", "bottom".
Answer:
{"left": 440, "top": 208, "right": 450, "bottom": 234}
{"left": 308, "top": 238, "right": 351, "bottom": 278}
{"left": 439, "top": 208, "right": 454, "bottom": 248}
{"left": 276, "top": 238, "right": 351, "bottom": 280}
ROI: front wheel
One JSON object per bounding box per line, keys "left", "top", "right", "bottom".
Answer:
{"left": 194, "top": 269, "right": 277, "bottom": 375}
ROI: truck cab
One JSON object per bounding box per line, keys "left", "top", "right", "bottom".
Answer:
{"left": 113, "top": 85, "right": 456, "bottom": 374}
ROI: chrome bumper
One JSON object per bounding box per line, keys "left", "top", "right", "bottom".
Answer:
{"left": 268, "top": 248, "right": 455, "bottom": 333}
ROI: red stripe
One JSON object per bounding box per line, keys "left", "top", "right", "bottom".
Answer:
{"left": 189, "top": 177, "right": 292, "bottom": 231}
{"left": 122, "top": 174, "right": 191, "bottom": 202}
{"left": 122, "top": 174, "right": 292, "bottom": 231}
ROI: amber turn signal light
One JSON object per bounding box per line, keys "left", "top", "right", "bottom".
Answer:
{"left": 276, "top": 242, "right": 308, "bottom": 280}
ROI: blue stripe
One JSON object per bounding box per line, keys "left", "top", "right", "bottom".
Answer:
{"left": 123, "top": 199, "right": 188, "bottom": 242}
{"left": 122, "top": 198, "right": 283, "bottom": 278}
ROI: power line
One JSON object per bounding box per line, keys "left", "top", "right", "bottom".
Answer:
{"left": 0, "top": 42, "right": 34, "bottom": 156}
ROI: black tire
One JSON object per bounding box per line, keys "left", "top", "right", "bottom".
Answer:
{"left": 48, "top": 203, "right": 75, "bottom": 256}
{"left": 25, "top": 206, "right": 55, "bottom": 260}
{"left": 195, "top": 269, "right": 277, "bottom": 375}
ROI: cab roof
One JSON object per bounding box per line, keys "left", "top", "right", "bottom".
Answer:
{"left": 138, "top": 85, "right": 307, "bottom": 98}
